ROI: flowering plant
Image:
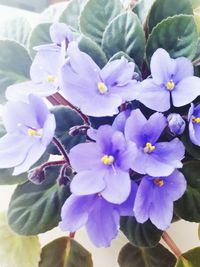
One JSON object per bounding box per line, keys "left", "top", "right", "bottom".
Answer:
{"left": 0, "top": 0, "right": 200, "bottom": 266}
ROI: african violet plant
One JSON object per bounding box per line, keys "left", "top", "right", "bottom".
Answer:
{"left": 0, "top": 0, "right": 200, "bottom": 266}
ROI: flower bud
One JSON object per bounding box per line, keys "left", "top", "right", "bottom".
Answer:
{"left": 28, "top": 168, "right": 45, "bottom": 185}
{"left": 167, "top": 113, "right": 185, "bottom": 135}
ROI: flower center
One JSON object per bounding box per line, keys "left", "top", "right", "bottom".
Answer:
{"left": 192, "top": 116, "right": 200, "bottom": 123}
{"left": 47, "top": 75, "right": 56, "bottom": 83}
{"left": 166, "top": 80, "right": 175, "bottom": 91}
{"left": 27, "top": 128, "right": 42, "bottom": 137}
{"left": 143, "top": 142, "right": 155, "bottom": 153}
{"left": 101, "top": 155, "right": 115, "bottom": 165}
{"left": 154, "top": 178, "right": 164, "bottom": 187}
{"left": 98, "top": 82, "right": 108, "bottom": 94}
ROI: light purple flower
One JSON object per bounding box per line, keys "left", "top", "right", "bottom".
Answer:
{"left": 134, "top": 170, "right": 186, "bottom": 230}
{"left": 0, "top": 95, "right": 56, "bottom": 175}
{"left": 188, "top": 103, "right": 200, "bottom": 146}
{"left": 138, "top": 48, "right": 200, "bottom": 111}
{"left": 167, "top": 113, "right": 186, "bottom": 136}
{"left": 69, "top": 125, "right": 136, "bottom": 204}
{"left": 125, "top": 109, "right": 185, "bottom": 176}
{"left": 60, "top": 42, "right": 139, "bottom": 117}
{"left": 112, "top": 110, "right": 131, "bottom": 133}
{"left": 60, "top": 182, "right": 137, "bottom": 247}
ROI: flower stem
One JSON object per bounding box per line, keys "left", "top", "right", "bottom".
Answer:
{"left": 126, "top": 0, "right": 138, "bottom": 10}
{"left": 162, "top": 232, "right": 184, "bottom": 260}
{"left": 69, "top": 232, "right": 76, "bottom": 239}
{"left": 52, "top": 137, "right": 70, "bottom": 164}
{"left": 39, "top": 160, "right": 67, "bottom": 170}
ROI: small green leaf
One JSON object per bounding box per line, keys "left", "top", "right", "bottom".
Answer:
{"left": 59, "top": 0, "right": 87, "bottom": 31}
{"left": 79, "top": 0, "right": 123, "bottom": 46}
{"left": 78, "top": 35, "right": 107, "bottom": 67}
{"left": 133, "top": 0, "right": 155, "bottom": 25}
{"left": 175, "top": 247, "right": 200, "bottom": 267}
{"left": 0, "top": 16, "right": 31, "bottom": 47}
{"left": 48, "top": 106, "right": 86, "bottom": 155}
{"left": 0, "top": 40, "right": 31, "bottom": 104}
{"left": 175, "top": 161, "right": 200, "bottom": 222}
{"left": 146, "top": 15, "right": 198, "bottom": 65}
{"left": 120, "top": 217, "right": 163, "bottom": 247}
{"left": 148, "top": 0, "right": 193, "bottom": 33}
{"left": 102, "top": 11, "right": 145, "bottom": 67}
{"left": 8, "top": 166, "right": 71, "bottom": 235}
{"left": 118, "top": 243, "right": 176, "bottom": 267}
{"left": 39, "top": 237, "right": 93, "bottom": 267}
{"left": 0, "top": 212, "right": 41, "bottom": 267}
{"left": 40, "top": 2, "right": 69, "bottom": 23}
{"left": 28, "top": 23, "right": 52, "bottom": 58}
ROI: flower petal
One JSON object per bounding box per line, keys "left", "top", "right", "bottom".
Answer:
{"left": 174, "top": 57, "right": 194, "bottom": 83}
{"left": 50, "top": 22, "right": 74, "bottom": 44}
{"left": 112, "top": 110, "right": 131, "bottom": 133}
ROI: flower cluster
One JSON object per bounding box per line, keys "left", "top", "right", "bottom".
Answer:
{"left": 1, "top": 22, "right": 200, "bottom": 248}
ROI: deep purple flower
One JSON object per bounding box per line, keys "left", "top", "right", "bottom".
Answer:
{"left": 167, "top": 113, "right": 186, "bottom": 136}
{"left": 134, "top": 170, "right": 186, "bottom": 230}
{"left": 60, "top": 42, "right": 139, "bottom": 117}
{"left": 60, "top": 182, "right": 137, "bottom": 247}
{"left": 125, "top": 109, "right": 185, "bottom": 176}
{"left": 0, "top": 95, "right": 55, "bottom": 175}
{"left": 188, "top": 103, "right": 200, "bottom": 146}
{"left": 138, "top": 48, "right": 200, "bottom": 111}
{"left": 69, "top": 125, "right": 136, "bottom": 204}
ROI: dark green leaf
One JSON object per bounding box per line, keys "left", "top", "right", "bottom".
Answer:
{"left": 48, "top": 106, "right": 86, "bottom": 155}
{"left": 79, "top": 0, "right": 123, "bottom": 46}
{"left": 120, "top": 216, "right": 163, "bottom": 247}
{"left": 102, "top": 11, "right": 145, "bottom": 67}
{"left": 146, "top": 15, "right": 198, "bottom": 65}
{"left": 8, "top": 166, "right": 70, "bottom": 235}
{"left": 175, "top": 247, "right": 200, "bottom": 267}
{"left": 40, "top": 2, "right": 69, "bottom": 23}
{"left": 0, "top": 40, "right": 31, "bottom": 104}
{"left": 78, "top": 35, "right": 107, "bottom": 67}
{"left": 133, "top": 0, "right": 155, "bottom": 25}
{"left": 0, "top": 17, "right": 31, "bottom": 47}
{"left": 28, "top": 23, "right": 52, "bottom": 58}
{"left": 182, "top": 129, "right": 200, "bottom": 159}
{"left": 148, "top": 0, "right": 193, "bottom": 33}
{"left": 39, "top": 237, "right": 93, "bottom": 267}
{"left": 59, "top": 0, "right": 87, "bottom": 31}
{"left": 118, "top": 243, "right": 176, "bottom": 267}
{"left": 175, "top": 161, "right": 200, "bottom": 222}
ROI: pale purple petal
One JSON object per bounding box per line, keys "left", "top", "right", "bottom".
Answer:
{"left": 172, "top": 77, "right": 200, "bottom": 107}
{"left": 41, "top": 114, "right": 56, "bottom": 146}
{"left": 174, "top": 57, "right": 194, "bottom": 83}
{"left": 112, "top": 110, "right": 131, "bottom": 133}
{"left": 189, "top": 121, "right": 200, "bottom": 146}
{"left": 50, "top": 22, "right": 74, "bottom": 44}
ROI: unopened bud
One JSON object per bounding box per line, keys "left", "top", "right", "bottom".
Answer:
{"left": 28, "top": 168, "right": 45, "bottom": 185}
{"left": 167, "top": 113, "right": 185, "bottom": 136}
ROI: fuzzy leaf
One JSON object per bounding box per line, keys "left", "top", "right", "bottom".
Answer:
{"left": 133, "top": 0, "right": 155, "bottom": 25}
{"left": 175, "top": 247, "right": 200, "bottom": 267}
{"left": 40, "top": 2, "right": 69, "bottom": 23}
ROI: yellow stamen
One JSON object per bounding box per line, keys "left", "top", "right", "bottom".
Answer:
{"left": 47, "top": 75, "right": 55, "bottom": 83}
{"left": 166, "top": 80, "right": 175, "bottom": 90}
{"left": 98, "top": 82, "right": 108, "bottom": 94}
{"left": 27, "top": 128, "right": 41, "bottom": 137}
{"left": 154, "top": 178, "right": 164, "bottom": 187}
{"left": 143, "top": 142, "right": 155, "bottom": 153}
{"left": 192, "top": 117, "right": 200, "bottom": 123}
{"left": 101, "top": 155, "right": 115, "bottom": 165}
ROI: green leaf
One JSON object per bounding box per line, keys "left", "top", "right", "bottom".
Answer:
{"left": 190, "top": 0, "right": 200, "bottom": 9}
{"left": 175, "top": 161, "right": 200, "bottom": 222}
{"left": 133, "top": 0, "right": 155, "bottom": 25}
{"left": 0, "top": 16, "right": 31, "bottom": 47}
{"left": 0, "top": 212, "right": 41, "bottom": 267}
{"left": 118, "top": 243, "right": 176, "bottom": 267}
{"left": 59, "top": 0, "right": 87, "bottom": 31}
{"left": 148, "top": 0, "right": 193, "bottom": 33}
{"left": 102, "top": 11, "right": 145, "bottom": 67}
{"left": 194, "top": 7, "right": 200, "bottom": 35}
{"left": 40, "top": 2, "right": 69, "bottom": 23}
{"left": 8, "top": 166, "right": 71, "bottom": 235}
{"left": 79, "top": 0, "right": 123, "bottom": 46}
{"left": 175, "top": 247, "right": 200, "bottom": 267}
{"left": 39, "top": 237, "right": 93, "bottom": 267}
{"left": 0, "top": 40, "right": 31, "bottom": 104}
{"left": 78, "top": 35, "right": 107, "bottom": 67}
{"left": 48, "top": 106, "right": 86, "bottom": 155}
{"left": 28, "top": 23, "right": 52, "bottom": 58}
{"left": 146, "top": 15, "right": 198, "bottom": 65}
{"left": 120, "top": 217, "right": 163, "bottom": 247}
{"left": 182, "top": 129, "right": 200, "bottom": 159}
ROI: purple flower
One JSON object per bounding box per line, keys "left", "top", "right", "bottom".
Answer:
{"left": 112, "top": 110, "right": 131, "bottom": 133}
{"left": 188, "top": 103, "right": 200, "bottom": 146}
{"left": 134, "top": 170, "right": 186, "bottom": 230}
{"left": 69, "top": 125, "right": 136, "bottom": 204}
{"left": 60, "top": 182, "right": 137, "bottom": 247}
{"left": 138, "top": 48, "right": 200, "bottom": 112}
{"left": 125, "top": 109, "right": 185, "bottom": 176}
{"left": 60, "top": 42, "right": 139, "bottom": 117}
{"left": 0, "top": 95, "right": 56, "bottom": 175}
{"left": 167, "top": 113, "right": 186, "bottom": 136}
